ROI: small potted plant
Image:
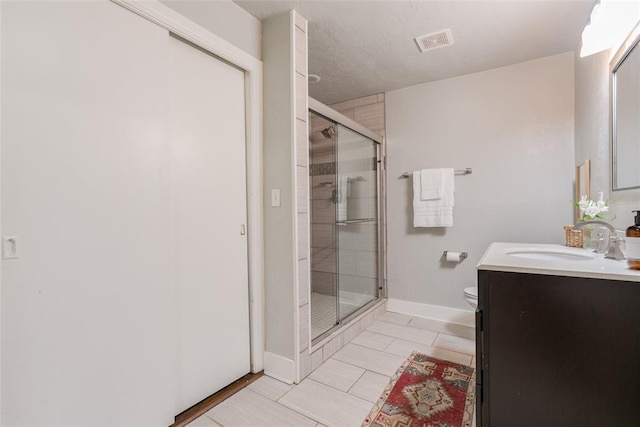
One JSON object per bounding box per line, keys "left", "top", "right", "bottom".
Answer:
{"left": 575, "top": 194, "right": 610, "bottom": 221}
{"left": 569, "top": 193, "right": 614, "bottom": 249}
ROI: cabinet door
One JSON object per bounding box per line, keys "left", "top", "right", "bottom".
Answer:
{"left": 480, "top": 271, "right": 640, "bottom": 426}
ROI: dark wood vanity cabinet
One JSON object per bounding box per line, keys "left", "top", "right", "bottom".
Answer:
{"left": 476, "top": 270, "right": 640, "bottom": 427}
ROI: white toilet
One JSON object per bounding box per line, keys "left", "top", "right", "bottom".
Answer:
{"left": 464, "top": 286, "right": 478, "bottom": 309}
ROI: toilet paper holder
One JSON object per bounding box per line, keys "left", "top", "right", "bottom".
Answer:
{"left": 443, "top": 251, "right": 468, "bottom": 261}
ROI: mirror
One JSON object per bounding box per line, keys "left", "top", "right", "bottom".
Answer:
{"left": 612, "top": 25, "right": 640, "bottom": 191}
{"left": 576, "top": 160, "right": 591, "bottom": 200}
{"left": 576, "top": 159, "right": 590, "bottom": 218}
{"left": 575, "top": 159, "right": 591, "bottom": 207}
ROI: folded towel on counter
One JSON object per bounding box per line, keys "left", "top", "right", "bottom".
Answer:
{"left": 420, "top": 168, "right": 444, "bottom": 200}
{"left": 413, "top": 168, "right": 455, "bottom": 227}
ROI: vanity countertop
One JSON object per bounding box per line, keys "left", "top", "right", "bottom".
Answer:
{"left": 477, "top": 242, "right": 640, "bottom": 282}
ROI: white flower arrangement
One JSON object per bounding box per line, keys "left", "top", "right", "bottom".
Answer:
{"left": 574, "top": 193, "right": 611, "bottom": 221}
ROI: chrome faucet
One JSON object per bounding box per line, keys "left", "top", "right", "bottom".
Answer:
{"left": 572, "top": 220, "right": 626, "bottom": 260}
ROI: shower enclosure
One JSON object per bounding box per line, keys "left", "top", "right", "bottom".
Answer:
{"left": 308, "top": 98, "right": 385, "bottom": 343}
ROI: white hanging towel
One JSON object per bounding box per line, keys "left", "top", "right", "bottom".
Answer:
{"left": 336, "top": 175, "right": 349, "bottom": 222}
{"left": 413, "top": 168, "right": 455, "bottom": 227}
{"left": 420, "top": 168, "right": 444, "bottom": 200}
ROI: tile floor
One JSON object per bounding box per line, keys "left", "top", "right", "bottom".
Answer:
{"left": 188, "top": 310, "right": 476, "bottom": 427}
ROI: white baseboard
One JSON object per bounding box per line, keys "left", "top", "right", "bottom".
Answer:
{"left": 387, "top": 298, "right": 475, "bottom": 328}
{"left": 263, "top": 351, "right": 295, "bottom": 384}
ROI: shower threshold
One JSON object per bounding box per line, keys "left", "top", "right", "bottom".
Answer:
{"left": 310, "top": 294, "right": 384, "bottom": 347}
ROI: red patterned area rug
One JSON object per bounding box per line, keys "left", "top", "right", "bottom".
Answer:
{"left": 362, "top": 352, "right": 476, "bottom": 427}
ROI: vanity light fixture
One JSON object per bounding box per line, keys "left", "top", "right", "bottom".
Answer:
{"left": 580, "top": 0, "right": 640, "bottom": 57}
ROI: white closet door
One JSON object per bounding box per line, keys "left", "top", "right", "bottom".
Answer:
{"left": 2, "top": 2, "right": 175, "bottom": 426}
{"left": 168, "top": 35, "right": 250, "bottom": 412}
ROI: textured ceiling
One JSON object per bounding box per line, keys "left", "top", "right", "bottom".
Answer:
{"left": 235, "top": 0, "right": 594, "bottom": 104}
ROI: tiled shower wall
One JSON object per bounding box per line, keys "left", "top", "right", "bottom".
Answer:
{"left": 330, "top": 94, "right": 386, "bottom": 141}
{"left": 293, "top": 12, "right": 311, "bottom": 381}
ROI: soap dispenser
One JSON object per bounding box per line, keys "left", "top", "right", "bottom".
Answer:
{"left": 626, "top": 210, "right": 640, "bottom": 269}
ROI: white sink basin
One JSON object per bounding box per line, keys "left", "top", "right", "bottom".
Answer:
{"left": 506, "top": 248, "right": 595, "bottom": 261}
{"left": 478, "top": 243, "right": 640, "bottom": 282}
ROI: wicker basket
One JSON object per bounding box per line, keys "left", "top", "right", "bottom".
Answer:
{"left": 564, "top": 225, "right": 583, "bottom": 248}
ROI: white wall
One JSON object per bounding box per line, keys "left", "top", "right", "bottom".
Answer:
{"left": 386, "top": 52, "right": 576, "bottom": 311}
{"left": 261, "top": 10, "right": 315, "bottom": 384}
{"left": 160, "top": 0, "right": 261, "bottom": 60}
{"left": 574, "top": 50, "right": 611, "bottom": 206}
{"left": 262, "top": 11, "right": 297, "bottom": 373}
{"left": 609, "top": 20, "right": 640, "bottom": 222}
{"left": 575, "top": 43, "right": 640, "bottom": 231}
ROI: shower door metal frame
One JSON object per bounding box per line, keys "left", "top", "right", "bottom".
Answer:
{"left": 309, "top": 97, "right": 387, "bottom": 344}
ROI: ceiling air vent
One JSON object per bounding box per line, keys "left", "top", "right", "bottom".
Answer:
{"left": 414, "top": 29, "right": 454, "bottom": 53}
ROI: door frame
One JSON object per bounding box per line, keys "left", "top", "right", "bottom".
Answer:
{"left": 112, "top": 0, "right": 264, "bottom": 373}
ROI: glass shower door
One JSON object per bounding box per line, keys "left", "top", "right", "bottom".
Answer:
{"left": 309, "top": 105, "right": 382, "bottom": 343}
{"left": 335, "top": 125, "right": 379, "bottom": 320}
{"left": 309, "top": 111, "right": 339, "bottom": 340}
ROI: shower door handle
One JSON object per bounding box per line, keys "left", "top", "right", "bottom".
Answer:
{"left": 336, "top": 218, "right": 375, "bottom": 225}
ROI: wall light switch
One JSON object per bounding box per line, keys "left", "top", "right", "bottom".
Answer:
{"left": 271, "top": 188, "right": 281, "bottom": 207}
{"left": 2, "top": 236, "right": 18, "bottom": 259}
